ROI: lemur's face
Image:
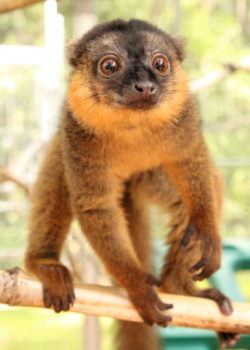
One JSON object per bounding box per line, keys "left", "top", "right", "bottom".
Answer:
{"left": 69, "top": 20, "right": 185, "bottom": 111}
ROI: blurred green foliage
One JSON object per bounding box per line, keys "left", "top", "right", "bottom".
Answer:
{"left": 0, "top": 308, "right": 83, "bottom": 350}
{"left": 0, "top": 4, "right": 44, "bottom": 45}
{"left": 0, "top": 306, "right": 115, "bottom": 350}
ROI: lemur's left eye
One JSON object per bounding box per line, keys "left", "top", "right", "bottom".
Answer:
{"left": 152, "top": 55, "right": 169, "bottom": 74}
{"left": 99, "top": 56, "right": 120, "bottom": 76}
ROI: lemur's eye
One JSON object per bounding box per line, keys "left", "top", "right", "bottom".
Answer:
{"left": 99, "top": 56, "right": 120, "bottom": 76}
{"left": 152, "top": 55, "right": 169, "bottom": 75}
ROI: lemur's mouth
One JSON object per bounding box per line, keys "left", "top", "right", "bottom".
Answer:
{"left": 127, "top": 100, "right": 157, "bottom": 110}
{"left": 114, "top": 94, "right": 160, "bottom": 110}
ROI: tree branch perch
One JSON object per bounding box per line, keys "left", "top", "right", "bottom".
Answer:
{"left": 0, "top": 0, "right": 47, "bottom": 13}
{"left": 0, "top": 268, "right": 250, "bottom": 334}
{"left": 0, "top": 165, "right": 29, "bottom": 195}
{"left": 191, "top": 58, "right": 250, "bottom": 93}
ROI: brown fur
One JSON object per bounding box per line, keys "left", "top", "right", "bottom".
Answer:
{"left": 25, "top": 19, "right": 237, "bottom": 349}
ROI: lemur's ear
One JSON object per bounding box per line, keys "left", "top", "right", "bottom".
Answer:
{"left": 67, "top": 39, "right": 79, "bottom": 67}
{"left": 170, "top": 37, "right": 185, "bottom": 62}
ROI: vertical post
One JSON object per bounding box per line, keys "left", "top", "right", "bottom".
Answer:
{"left": 73, "top": 0, "right": 97, "bottom": 38}
{"left": 39, "top": 0, "right": 64, "bottom": 141}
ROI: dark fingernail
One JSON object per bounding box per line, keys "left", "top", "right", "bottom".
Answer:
{"left": 159, "top": 303, "right": 173, "bottom": 311}
{"left": 44, "top": 299, "right": 52, "bottom": 308}
{"left": 189, "top": 266, "right": 196, "bottom": 273}
{"left": 181, "top": 224, "right": 196, "bottom": 247}
{"left": 63, "top": 303, "right": 70, "bottom": 311}
{"left": 54, "top": 304, "right": 62, "bottom": 313}
{"left": 153, "top": 277, "right": 162, "bottom": 287}
{"left": 43, "top": 291, "right": 52, "bottom": 308}
{"left": 190, "top": 261, "right": 205, "bottom": 272}
{"left": 181, "top": 236, "right": 189, "bottom": 247}
{"left": 155, "top": 280, "right": 162, "bottom": 287}
{"left": 146, "top": 274, "right": 162, "bottom": 286}
{"left": 165, "top": 303, "right": 173, "bottom": 310}
{"left": 181, "top": 239, "right": 188, "bottom": 247}
{"left": 220, "top": 300, "right": 233, "bottom": 316}
{"left": 157, "top": 315, "right": 172, "bottom": 328}
{"left": 68, "top": 294, "right": 75, "bottom": 304}
{"left": 192, "top": 274, "right": 204, "bottom": 281}
{"left": 144, "top": 319, "right": 153, "bottom": 326}
{"left": 54, "top": 299, "right": 62, "bottom": 313}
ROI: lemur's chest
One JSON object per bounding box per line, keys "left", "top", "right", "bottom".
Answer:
{"left": 107, "top": 130, "right": 167, "bottom": 179}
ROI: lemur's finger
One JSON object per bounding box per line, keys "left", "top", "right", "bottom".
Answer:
{"left": 181, "top": 224, "right": 197, "bottom": 248}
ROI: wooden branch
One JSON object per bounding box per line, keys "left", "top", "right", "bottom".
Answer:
{"left": 191, "top": 58, "right": 250, "bottom": 93}
{"left": 0, "top": 166, "right": 29, "bottom": 195}
{"left": 0, "top": 0, "right": 46, "bottom": 13}
{"left": 1, "top": 268, "right": 250, "bottom": 334}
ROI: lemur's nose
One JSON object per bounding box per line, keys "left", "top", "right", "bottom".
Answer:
{"left": 134, "top": 82, "right": 157, "bottom": 98}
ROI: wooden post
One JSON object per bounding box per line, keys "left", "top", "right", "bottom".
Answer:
{"left": 0, "top": 268, "right": 250, "bottom": 334}
{"left": 39, "top": 0, "right": 64, "bottom": 141}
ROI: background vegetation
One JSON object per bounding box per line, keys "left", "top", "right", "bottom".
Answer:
{"left": 0, "top": 0, "right": 249, "bottom": 349}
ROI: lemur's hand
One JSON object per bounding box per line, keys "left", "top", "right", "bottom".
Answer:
{"left": 181, "top": 223, "right": 221, "bottom": 280}
{"left": 128, "top": 273, "right": 173, "bottom": 327}
{"left": 39, "top": 264, "right": 75, "bottom": 312}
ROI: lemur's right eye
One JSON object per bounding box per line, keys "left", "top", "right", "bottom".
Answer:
{"left": 99, "top": 56, "right": 120, "bottom": 76}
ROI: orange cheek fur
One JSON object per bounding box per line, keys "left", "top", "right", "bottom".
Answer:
{"left": 67, "top": 63, "right": 189, "bottom": 137}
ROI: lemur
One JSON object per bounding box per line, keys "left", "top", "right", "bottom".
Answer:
{"left": 25, "top": 19, "right": 238, "bottom": 349}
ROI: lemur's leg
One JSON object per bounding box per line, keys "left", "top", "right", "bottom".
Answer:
{"left": 117, "top": 187, "right": 163, "bottom": 350}
{"left": 131, "top": 167, "right": 239, "bottom": 348}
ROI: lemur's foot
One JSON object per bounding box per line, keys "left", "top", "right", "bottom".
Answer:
{"left": 197, "top": 287, "right": 240, "bottom": 349}
{"left": 197, "top": 287, "right": 232, "bottom": 315}
{"left": 128, "top": 273, "right": 173, "bottom": 327}
{"left": 218, "top": 332, "right": 240, "bottom": 349}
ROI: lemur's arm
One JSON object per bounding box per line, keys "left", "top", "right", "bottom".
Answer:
{"left": 164, "top": 151, "right": 221, "bottom": 280}
{"left": 60, "top": 112, "right": 172, "bottom": 326}
{"left": 25, "top": 135, "right": 75, "bottom": 312}
{"left": 163, "top": 102, "right": 221, "bottom": 280}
